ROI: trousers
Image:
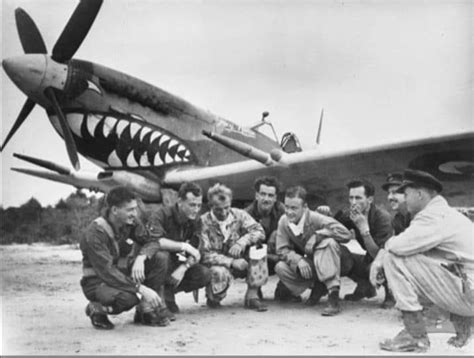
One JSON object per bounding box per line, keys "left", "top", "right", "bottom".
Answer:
{"left": 383, "top": 252, "right": 474, "bottom": 316}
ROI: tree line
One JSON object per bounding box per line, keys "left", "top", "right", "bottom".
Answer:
{"left": 0, "top": 190, "right": 103, "bottom": 245}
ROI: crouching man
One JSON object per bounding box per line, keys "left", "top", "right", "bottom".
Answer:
{"left": 275, "top": 186, "right": 352, "bottom": 316}
{"left": 371, "top": 170, "right": 473, "bottom": 352}
{"left": 80, "top": 186, "right": 171, "bottom": 329}
{"left": 200, "top": 183, "right": 268, "bottom": 311}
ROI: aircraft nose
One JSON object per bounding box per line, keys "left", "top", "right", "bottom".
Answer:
{"left": 2, "top": 54, "right": 46, "bottom": 95}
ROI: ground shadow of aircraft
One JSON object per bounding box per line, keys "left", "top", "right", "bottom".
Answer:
{"left": 2, "top": 0, "right": 473, "bottom": 210}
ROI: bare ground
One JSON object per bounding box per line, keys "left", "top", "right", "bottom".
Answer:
{"left": 1, "top": 243, "right": 472, "bottom": 355}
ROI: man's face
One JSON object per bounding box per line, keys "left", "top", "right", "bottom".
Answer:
{"left": 256, "top": 184, "right": 277, "bottom": 213}
{"left": 349, "top": 186, "right": 373, "bottom": 213}
{"left": 113, "top": 199, "right": 138, "bottom": 226}
{"left": 387, "top": 185, "right": 406, "bottom": 212}
{"left": 404, "top": 187, "right": 423, "bottom": 215}
{"left": 284, "top": 196, "right": 306, "bottom": 224}
{"left": 178, "top": 192, "right": 203, "bottom": 220}
{"left": 211, "top": 196, "right": 232, "bottom": 221}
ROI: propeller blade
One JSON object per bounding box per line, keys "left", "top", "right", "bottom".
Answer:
{"left": 15, "top": 8, "right": 47, "bottom": 54}
{"left": 13, "top": 153, "right": 71, "bottom": 175}
{"left": 52, "top": 0, "right": 103, "bottom": 63}
{"left": 1, "top": 99, "right": 36, "bottom": 151}
{"left": 44, "top": 88, "right": 80, "bottom": 170}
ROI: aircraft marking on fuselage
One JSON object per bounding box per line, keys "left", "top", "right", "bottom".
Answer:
{"left": 52, "top": 111, "right": 194, "bottom": 169}
{"left": 86, "top": 80, "right": 102, "bottom": 95}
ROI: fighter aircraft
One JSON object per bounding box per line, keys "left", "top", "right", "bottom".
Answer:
{"left": 2, "top": 0, "right": 473, "bottom": 209}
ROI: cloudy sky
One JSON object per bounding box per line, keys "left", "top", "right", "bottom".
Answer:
{"left": 1, "top": 0, "right": 472, "bottom": 208}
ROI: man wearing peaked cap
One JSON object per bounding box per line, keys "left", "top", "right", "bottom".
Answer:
{"left": 395, "top": 169, "right": 443, "bottom": 194}
{"left": 382, "top": 172, "right": 412, "bottom": 236}
{"left": 370, "top": 169, "right": 473, "bottom": 352}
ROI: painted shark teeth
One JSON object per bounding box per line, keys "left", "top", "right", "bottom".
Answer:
{"left": 115, "top": 120, "right": 128, "bottom": 137}
{"left": 103, "top": 117, "right": 117, "bottom": 138}
{"left": 108, "top": 150, "right": 122, "bottom": 167}
{"left": 66, "top": 113, "right": 84, "bottom": 138}
{"left": 87, "top": 114, "right": 102, "bottom": 137}
{"left": 64, "top": 112, "right": 192, "bottom": 168}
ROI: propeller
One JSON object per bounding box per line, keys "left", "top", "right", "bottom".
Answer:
{"left": 45, "top": 88, "right": 80, "bottom": 171}
{"left": 52, "top": 0, "right": 103, "bottom": 63}
{"left": 15, "top": 8, "right": 47, "bottom": 54}
{"left": 1, "top": 99, "right": 35, "bottom": 152}
{"left": 2, "top": 0, "right": 103, "bottom": 170}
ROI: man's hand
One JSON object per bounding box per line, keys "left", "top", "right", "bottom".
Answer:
{"left": 297, "top": 259, "right": 312, "bottom": 280}
{"left": 231, "top": 258, "right": 248, "bottom": 271}
{"left": 316, "top": 205, "right": 332, "bottom": 216}
{"left": 169, "top": 265, "right": 187, "bottom": 288}
{"left": 228, "top": 243, "right": 245, "bottom": 258}
{"left": 138, "top": 284, "right": 162, "bottom": 309}
{"left": 131, "top": 254, "right": 146, "bottom": 283}
{"left": 304, "top": 234, "right": 317, "bottom": 256}
{"left": 370, "top": 249, "right": 386, "bottom": 287}
{"left": 349, "top": 206, "right": 370, "bottom": 233}
{"left": 183, "top": 242, "right": 201, "bottom": 263}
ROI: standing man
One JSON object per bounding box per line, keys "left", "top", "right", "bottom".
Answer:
{"left": 147, "top": 182, "right": 211, "bottom": 314}
{"left": 245, "top": 176, "right": 290, "bottom": 300}
{"left": 80, "top": 186, "right": 171, "bottom": 329}
{"left": 371, "top": 169, "right": 473, "bottom": 352}
{"left": 275, "top": 186, "right": 352, "bottom": 316}
{"left": 200, "top": 183, "right": 268, "bottom": 311}
{"left": 334, "top": 179, "right": 393, "bottom": 305}
{"left": 382, "top": 173, "right": 411, "bottom": 235}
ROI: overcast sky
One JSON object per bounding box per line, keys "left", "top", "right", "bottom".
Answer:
{"left": 1, "top": 0, "right": 472, "bottom": 208}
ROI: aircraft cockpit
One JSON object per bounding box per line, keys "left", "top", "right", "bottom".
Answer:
{"left": 250, "top": 111, "right": 303, "bottom": 153}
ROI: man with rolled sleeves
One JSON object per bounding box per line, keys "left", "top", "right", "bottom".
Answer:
{"left": 371, "top": 169, "right": 473, "bottom": 352}
{"left": 334, "top": 179, "right": 393, "bottom": 304}
{"left": 275, "top": 186, "right": 352, "bottom": 316}
{"left": 80, "top": 186, "right": 171, "bottom": 329}
{"left": 147, "top": 182, "right": 211, "bottom": 314}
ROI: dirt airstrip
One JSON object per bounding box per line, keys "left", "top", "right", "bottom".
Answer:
{"left": 1, "top": 243, "right": 472, "bottom": 355}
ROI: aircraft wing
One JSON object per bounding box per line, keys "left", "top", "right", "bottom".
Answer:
{"left": 164, "top": 132, "right": 474, "bottom": 210}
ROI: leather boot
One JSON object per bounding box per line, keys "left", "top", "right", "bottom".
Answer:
{"left": 85, "top": 302, "right": 114, "bottom": 330}
{"left": 344, "top": 280, "right": 376, "bottom": 301}
{"left": 164, "top": 286, "right": 180, "bottom": 313}
{"left": 274, "top": 281, "right": 301, "bottom": 303}
{"left": 380, "top": 310, "right": 430, "bottom": 352}
{"left": 448, "top": 313, "right": 472, "bottom": 348}
{"left": 381, "top": 281, "right": 396, "bottom": 309}
{"left": 321, "top": 287, "right": 341, "bottom": 316}
{"left": 305, "top": 281, "right": 328, "bottom": 306}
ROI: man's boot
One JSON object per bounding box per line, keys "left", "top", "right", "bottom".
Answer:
{"left": 85, "top": 302, "right": 114, "bottom": 330}
{"left": 448, "top": 313, "right": 472, "bottom": 347}
{"left": 164, "top": 286, "right": 180, "bottom": 313}
{"left": 274, "top": 280, "right": 301, "bottom": 303}
{"left": 380, "top": 310, "right": 430, "bottom": 352}
{"left": 321, "top": 287, "right": 341, "bottom": 316}
{"left": 381, "top": 282, "right": 396, "bottom": 309}
{"left": 344, "top": 280, "right": 376, "bottom": 301}
{"left": 305, "top": 281, "right": 328, "bottom": 306}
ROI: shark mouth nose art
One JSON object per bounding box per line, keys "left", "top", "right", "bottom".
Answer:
{"left": 51, "top": 112, "right": 192, "bottom": 168}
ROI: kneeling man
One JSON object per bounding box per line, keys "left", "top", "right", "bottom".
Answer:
{"left": 200, "top": 183, "right": 268, "bottom": 311}
{"left": 80, "top": 186, "right": 170, "bottom": 329}
{"left": 275, "top": 186, "right": 352, "bottom": 316}
{"left": 371, "top": 170, "right": 473, "bottom": 352}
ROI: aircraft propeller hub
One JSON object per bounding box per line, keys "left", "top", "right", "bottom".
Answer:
{"left": 3, "top": 55, "right": 47, "bottom": 96}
